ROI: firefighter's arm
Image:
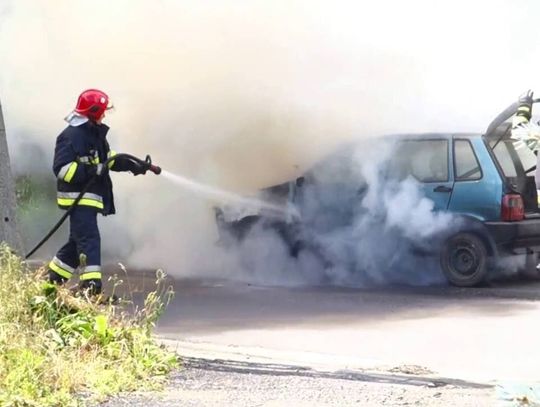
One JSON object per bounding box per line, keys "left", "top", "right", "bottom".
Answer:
{"left": 510, "top": 90, "right": 540, "bottom": 150}
{"left": 53, "top": 134, "right": 94, "bottom": 184}
{"left": 107, "top": 150, "right": 147, "bottom": 175}
{"left": 512, "top": 90, "right": 533, "bottom": 130}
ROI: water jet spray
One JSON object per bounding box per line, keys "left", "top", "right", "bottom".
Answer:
{"left": 160, "top": 170, "right": 297, "bottom": 219}
{"left": 25, "top": 153, "right": 295, "bottom": 260}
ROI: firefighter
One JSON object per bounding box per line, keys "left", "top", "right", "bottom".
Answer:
{"left": 512, "top": 90, "right": 537, "bottom": 142}
{"left": 511, "top": 90, "right": 540, "bottom": 189}
{"left": 47, "top": 89, "right": 148, "bottom": 295}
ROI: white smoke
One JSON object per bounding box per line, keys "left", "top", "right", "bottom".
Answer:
{"left": 212, "top": 140, "right": 456, "bottom": 286}
{"left": 1, "top": 1, "right": 540, "bottom": 283}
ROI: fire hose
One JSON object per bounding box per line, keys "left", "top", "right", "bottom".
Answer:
{"left": 24, "top": 153, "right": 161, "bottom": 259}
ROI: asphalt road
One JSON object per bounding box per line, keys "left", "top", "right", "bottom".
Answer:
{"left": 128, "top": 275, "right": 540, "bottom": 384}
{"left": 104, "top": 366, "right": 495, "bottom": 407}
{"left": 99, "top": 272, "right": 540, "bottom": 406}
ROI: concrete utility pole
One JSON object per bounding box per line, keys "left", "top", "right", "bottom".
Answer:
{"left": 0, "top": 98, "right": 22, "bottom": 253}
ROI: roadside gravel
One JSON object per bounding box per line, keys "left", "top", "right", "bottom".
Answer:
{"left": 103, "top": 367, "right": 495, "bottom": 407}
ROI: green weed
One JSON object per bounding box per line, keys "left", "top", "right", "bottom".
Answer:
{"left": 0, "top": 244, "right": 178, "bottom": 406}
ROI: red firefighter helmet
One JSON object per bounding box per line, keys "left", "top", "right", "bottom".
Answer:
{"left": 74, "top": 89, "right": 113, "bottom": 121}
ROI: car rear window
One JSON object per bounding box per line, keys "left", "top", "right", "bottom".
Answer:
{"left": 514, "top": 142, "right": 537, "bottom": 175}
{"left": 489, "top": 138, "right": 538, "bottom": 176}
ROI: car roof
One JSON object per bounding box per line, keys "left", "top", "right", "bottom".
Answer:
{"left": 319, "top": 133, "right": 484, "bottom": 161}
{"left": 260, "top": 132, "right": 486, "bottom": 191}
{"left": 383, "top": 132, "right": 482, "bottom": 140}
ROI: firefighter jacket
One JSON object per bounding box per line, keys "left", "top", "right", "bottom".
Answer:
{"left": 53, "top": 121, "right": 137, "bottom": 215}
{"left": 511, "top": 98, "right": 540, "bottom": 189}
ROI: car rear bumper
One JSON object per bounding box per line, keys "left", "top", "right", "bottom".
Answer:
{"left": 485, "top": 219, "right": 540, "bottom": 254}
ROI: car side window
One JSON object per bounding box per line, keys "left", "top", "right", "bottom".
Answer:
{"left": 454, "top": 139, "right": 482, "bottom": 181}
{"left": 389, "top": 139, "right": 448, "bottom": 183}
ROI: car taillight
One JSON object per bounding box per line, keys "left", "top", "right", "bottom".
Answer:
{"left": 501, "top": 194, "right": 524, "bottom": 221}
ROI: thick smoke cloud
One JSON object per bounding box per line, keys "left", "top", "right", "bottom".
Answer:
{"left": 1, "top": 1, "right": 540, "bottom": 282}
{"left": 213, "top": 141, "right": 457, "bottom": 286}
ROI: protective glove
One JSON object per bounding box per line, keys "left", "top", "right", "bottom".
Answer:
{"left": 519, "top": 90, "right": 534, "bottom": 107}
{"left": 130, "top": 162, "right": 148, "bottom": 176}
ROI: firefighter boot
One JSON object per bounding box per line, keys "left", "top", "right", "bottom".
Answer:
{"left": 48, "top": 269, "right": 69, "bottom": 285}
{"left": 79, "top": 279, "right": 102, "bottom": 296}
{"left": 47, "top": 256, "right": 76, "bottom": 285}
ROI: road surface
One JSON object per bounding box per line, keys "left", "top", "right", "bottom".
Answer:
{"left": 105, "top": 272, "right": 540, "bottom": 405}
{"left": 111, "top": 273, "right": 540, "bottom": 384}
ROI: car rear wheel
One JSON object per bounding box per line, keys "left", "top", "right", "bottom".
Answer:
{"left": 440, "top": 232, "right": 489, "bottom": 287}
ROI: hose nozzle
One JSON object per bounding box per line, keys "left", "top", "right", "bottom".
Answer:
{"left": 144, "top": 155, "right": 162, "bottom": 175}
{"left": 149, "top": 164, "right": 162, "bottom": 175}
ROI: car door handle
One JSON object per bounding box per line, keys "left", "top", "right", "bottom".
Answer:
{"left": 433, "top": 185, "right": 452, "bottom": 193}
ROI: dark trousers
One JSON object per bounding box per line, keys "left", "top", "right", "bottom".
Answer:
{"left": 48, "top": 206, "right": 102, "bottom": 286}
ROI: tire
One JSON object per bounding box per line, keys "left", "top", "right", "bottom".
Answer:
{"left": 440, "top": 232, "right": 489, "bottom": 287}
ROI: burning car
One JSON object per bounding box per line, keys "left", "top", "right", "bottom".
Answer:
{"left": 216, "top": 102, "right": 540, "bottom": 287}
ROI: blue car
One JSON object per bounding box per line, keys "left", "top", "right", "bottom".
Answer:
{"left": 216, "top": 103, "right": 540, "bottom": 287}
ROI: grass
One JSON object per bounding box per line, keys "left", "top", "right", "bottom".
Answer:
{"left": 0, "top": 244, "right": 178, "bottom": 406}
{"left": 15, "top": 175, "right": 59, "bottom": 251}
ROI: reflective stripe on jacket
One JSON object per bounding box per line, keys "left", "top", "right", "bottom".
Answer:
{"left": 53, "top": 121, "right": 137, "bottom": 215}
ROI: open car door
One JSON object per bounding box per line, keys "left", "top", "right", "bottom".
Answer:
{"left": 485, "top": 99, "right": 540, "bottom": 214}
